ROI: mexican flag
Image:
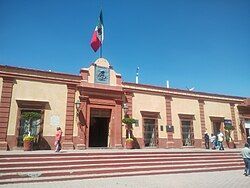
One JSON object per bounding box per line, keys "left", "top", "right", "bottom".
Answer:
{"left": 91, "top": 11, "right": 104, "bottom": 52}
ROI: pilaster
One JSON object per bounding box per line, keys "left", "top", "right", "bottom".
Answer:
{"left": 114, "top": 99, "right": 123, "bottom": 148}
{"left": 199, "top": 99, "right": 206, "bottom": 147}
{"left": 165, "top": 96, "right": 174, "bottom": 148}
{"left": 230, "top": 103, "right": 238, "bottom": 143}
{"left": 63, "top": 84, "right": 76, "bottom": 150}
{"left": 0, "top": 77, "right": 14, "bottom": 150}
{"left": 76, "top": 96, "right": 89, "bottom": 149}
{"left": 124, "top": 92, "right": 133, "bottom": 117}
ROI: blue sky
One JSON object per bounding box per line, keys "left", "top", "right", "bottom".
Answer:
{"left": 1, "top": 0, "right": 249, "bottom": 97}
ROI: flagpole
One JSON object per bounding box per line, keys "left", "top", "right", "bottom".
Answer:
{"left": 100, "top": 1, "right": 103, "bottom": 58}
{"left": 99, "top": 8, "right": 103, "bottom": 58}
{"left": 100, "top": 43, "right": 102, "bottom": 58}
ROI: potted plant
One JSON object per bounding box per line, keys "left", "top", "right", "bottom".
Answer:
{"left": 122, "top": 117, "right": 136, "bottom": 149}
{"left": 21, "top": 111, "right": 41, "bottom": 151}
{"left": 125, "top": 138, "right": 134, "bottom": 149}
{"left": 224, "top": 124, "right": 235, "bottom": 148}
{"left": 23, "top": 135, "right": 35, "bottom": 151}
{"left": 122, "top": 117, "right": 137, "bottom": 124}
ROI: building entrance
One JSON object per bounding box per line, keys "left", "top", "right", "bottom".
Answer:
{"left": 143, "top": 118, "right": 158, "bottom": 147}
{"left": 18, "top": 109, "right": 42, "bottom": 149}
{"left": 213, "top": 121, "right": 222, "bottom": 136}
{"left": 89, "top": 109, "right": 111, "bottom": 147}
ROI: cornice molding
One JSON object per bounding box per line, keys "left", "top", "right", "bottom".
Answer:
{"left": 122, "top": 82, "right": 245, "bottom": 103}
{"left": 0, "top": 65, "right": 81, "bottom": 85}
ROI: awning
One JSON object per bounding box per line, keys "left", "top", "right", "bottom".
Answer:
{"left": 16, "top": 99, "right": 50, "bottom": 109}
{"left": 140, "top": 111, "right": 160, "bottom": 118}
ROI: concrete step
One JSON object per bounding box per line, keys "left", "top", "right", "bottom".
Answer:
{"left": 0, "top": 161, "right": 244, "bottom": 176}
{"left": 0, "top": 154, "right": 241, "bottom": 165}
{"left": 0, "top": 150, "right": 241, "bottom": 158}
{"left": 0, "top": 150, "right": 244, "bottom": 185}
{"left": 0, "top": 165, "right": 243, "bottom": 185}
{"left": 0, "top": 157, "right": 241, "bottom": 170}
{"left": 0, "top": 152, "right": 241, "bottom": 162}
{"left": 0, "top": 159, "right": 243, "bottom": 173}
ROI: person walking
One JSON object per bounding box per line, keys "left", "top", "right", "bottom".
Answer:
{"left": 210, "top": 133, "right": 216, "bottom": 150}
{"left": 241, "top": 143, "right": 250, "bottom": 176}
{"left": 204, "top": 131, "right": 210, "bottom": 149}
{"left": 55, "top": 126, "right": 62, "bottom": 152}
{"left": 217, "top": 131, "right": 224, "bottom": 150}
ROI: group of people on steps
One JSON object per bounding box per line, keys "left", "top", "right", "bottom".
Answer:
{"left": 204, "top": 130, "right": 250, "bottom": 177}
{"left": 204, "top": 130, "right": 224, "bottom": 150}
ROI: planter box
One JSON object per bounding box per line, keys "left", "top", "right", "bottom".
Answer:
{"left": 126, "top": 140, "right": 133, "bottom": 149}
{"left": 23, "top": 140, "right": 33, "bottom": 151}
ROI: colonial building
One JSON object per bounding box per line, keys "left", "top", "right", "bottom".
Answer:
{"left": 0, "top": 58, "right": 249, "bottom": 150}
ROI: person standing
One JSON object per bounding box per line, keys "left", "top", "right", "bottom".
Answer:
{"left": 241, "top": 143, "right": 250, "bottom": 176}
{"left": 204, "top": 131, "right": 210, "bottom": 149}
{"left": 55, "top": 126, "right": 62, "bottom": 152}
{"left": 217, "top": 131, "right": 224, "bottom": 150}
{"left": 210, "top": 133, "right": 216, "bottom": 150}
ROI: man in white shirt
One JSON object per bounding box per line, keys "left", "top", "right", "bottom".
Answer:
{"left": 241, "top": 143, "right": 250, "bottom": 176}
{"left": 217, "top": 131, "right": 224, "bottom": 150}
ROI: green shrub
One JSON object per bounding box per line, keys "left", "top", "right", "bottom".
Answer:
{"left": 224, "top": 124, "right": 235, "bottom": 142}
{"left": 126, "top": 138, "right": 133, "bottom": 142}
{"left": 122, "top": 117, "right": 136, "bottom": 125}
{"left": 23, "top": 135, "right": 35, "bottom": 142}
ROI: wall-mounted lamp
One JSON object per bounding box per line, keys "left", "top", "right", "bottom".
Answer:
{"left": 75, "top": 99, "right": 81, "bottom": 114}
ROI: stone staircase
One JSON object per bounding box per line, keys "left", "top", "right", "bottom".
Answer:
{"left": 0, "top": 150, "right": 244, "bottom": 185}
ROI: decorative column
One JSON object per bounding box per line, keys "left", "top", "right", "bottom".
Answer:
{"left": 165, "top": 96, "right": 174, "bottom": 148}
{"left": 76, "top": 96, "right": 88, "bottom": 150}
{"left": 0, "top": 77, "right": 14, "bottom": 150}
{"left": 63, "top": 84, "right": 76, "bottom": 150}
{"left": 114, "top": 99, "right": 122, "bottom": 148}
{"left": 230, "top": 103, "right": 238, "bottom": 142}
{"left": 199, "top": 99, "right": 206, "bottom": 147}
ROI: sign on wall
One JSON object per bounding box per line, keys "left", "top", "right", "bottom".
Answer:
{"left": 133, "top": 119, "right": 139, "bottom": 127}
{"left": 94, "top": 66, "right": 110, "bottom": 84}
{"left": 224, "top": 119, "right": 232, "bottom": 126}
{"left": 50, "top": 115, "right": 60, "bottom": 127}
{"left": 166, "top": 125, "right": 174, "bottom": 132}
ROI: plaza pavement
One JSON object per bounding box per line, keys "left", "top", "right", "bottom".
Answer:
{"left": 0, "top": 170, "right": 249, "bottom": 188}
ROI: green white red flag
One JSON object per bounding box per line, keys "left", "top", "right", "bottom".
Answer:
{"left": 91, "top": 11, "right": 104, "bottom": 52}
